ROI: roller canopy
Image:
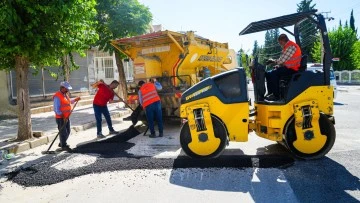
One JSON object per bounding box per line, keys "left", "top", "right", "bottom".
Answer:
{"left": 239, "top": 10, "right": 318, "bottom": 35}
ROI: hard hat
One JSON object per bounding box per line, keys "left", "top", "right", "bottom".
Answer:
{"left": 60, "top": 81, "right": 72, "bottom": 90}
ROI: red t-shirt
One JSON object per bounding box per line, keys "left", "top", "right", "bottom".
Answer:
{"left": 93, "top": 83, "right": 114, "bottom": 106}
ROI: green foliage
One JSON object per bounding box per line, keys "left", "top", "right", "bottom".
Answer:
{"left": 95, "top": 0, "right": 152, "bottom": 54}
{"left": 252, "top": 40, "right": 259, "bottom": 57}
{"left": 262, "top": 29, "right": 281, "bottom": 61}
{"left": 297, "top": 0, "right": 317, "bottom": 61}
{"left": 0, "top": 0, "right": 99, "bottom": 70}
{"left": 311, "top": 25, "right": 358, "bottom": 70}
{"left": 350, "top": 9, "right": 356, "bottom": 34}
{"left": 351, "top": 41, "right": 360, "bottom": 69}
{"left": 330, "top": 26, "right": 357, "bottom": 71}
{"left": 237, "top": 49, "right": 251, "bottom": 75}
{"left": 264, "top": 30, "right": 272, "bottom": 57}
{"left": 257, "top": 46, "right": 265, "bottom": 64}
{"left": 310, "top": 38, "right": 321, "bottom": 63}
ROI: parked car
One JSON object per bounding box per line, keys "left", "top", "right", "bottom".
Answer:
{"left": 307, "top": 63, "right": 338, "bottom": 99}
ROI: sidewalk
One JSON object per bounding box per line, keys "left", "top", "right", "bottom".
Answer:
{"left": 337, "top": 85, "right": 360, "bottom": 92}
{"left": 0, "top": 102, "right": 132, "bottom": 154}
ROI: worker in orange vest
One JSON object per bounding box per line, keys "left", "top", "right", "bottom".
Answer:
{"left": 265, "top": 33, "right": 302, "bottom": 101}
{"left": 53, "top": 81, "right": 80, "bottom": 151}
{"left": 138, "top": 78, "right": 163, "bottom": 138}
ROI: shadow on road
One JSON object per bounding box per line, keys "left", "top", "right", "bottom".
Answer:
{"left": 283, "top": 157, "right": 360, "bottom": 202}
{"left": 169, "top": 156, "right": 360, "bottom": 202}
{"left": 334, "top": 102, "right": 347, "bottom": 105}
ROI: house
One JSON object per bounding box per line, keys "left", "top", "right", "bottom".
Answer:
{"left": 0, "top": 48, "right": 133, "bottom": 116}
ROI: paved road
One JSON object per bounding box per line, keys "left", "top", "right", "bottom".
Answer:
{"left": 0, "top": 85, "right": 359, "bottom": 202}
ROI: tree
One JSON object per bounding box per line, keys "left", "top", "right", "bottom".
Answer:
{"left": 0, "top": 1, "right": 98, "bottom": 140}
{"left": 311, "top": 25, "right": 358, "bottom": 70}
{"left": 350, "top": 9, "right": 357, "bottom": 34}
{"left": 264, "top": 30, "right": 272, "bottom": 58}
{"left": 271, "top": 28, "right": 282, "bottom": 58}
{"left": 330, "top": 26, "right": 358, "bottom": 70}
{"left": 238, "top": 49, "right": 244, "bottom": 67}
{"left": 351, "top": 41, "right": 360, "bottom": 69}
{"left": 257, "top": 46, "right": 265, "bottom": 65}
{"left": 94, "top": 0, "right": 152, "bottom": 100}
{"left": 252, "top": 40, "right": 259, "bottom": 57}
{"left": 262, "top": 29, "right": 281, "bottom": 64}
{"left": 297, "top": 0, "right": 317, "bottom": 61}
{"left": 310, "top": 38, "right": 321, "bottom": 63}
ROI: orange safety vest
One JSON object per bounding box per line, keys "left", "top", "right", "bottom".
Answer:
{"left": 53, "top": 91, "right": 72, "bottom": 118}
{"left": 283, "top": 40, "right": 302, "bottom": 71}
{"left": 140, "top": 83, "right": 160, "bottom": 109}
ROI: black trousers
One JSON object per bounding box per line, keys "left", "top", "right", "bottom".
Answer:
{"left": 265, "top": 66, "right": 297, "bottom": 97}
{"left": 56, "top": 118, "right": 71, "bottom": 147}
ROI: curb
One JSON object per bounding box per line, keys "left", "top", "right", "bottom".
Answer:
{"left": 0, "top": 110, "right": 132, "bottom": 155}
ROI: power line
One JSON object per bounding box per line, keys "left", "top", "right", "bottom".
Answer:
{"left": 325, "top": 2, "right": 360, "bottom": 24}
{"left": 331, "top": 1, "right": 360, "bottom": 17}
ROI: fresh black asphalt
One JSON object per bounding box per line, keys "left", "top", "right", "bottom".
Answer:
{"left": 5, "top": 126, "right": 295, "bottom": 187}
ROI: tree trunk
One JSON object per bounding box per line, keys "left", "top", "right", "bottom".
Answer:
{"left": 115, "top": 51, "right": 128, "bottom": 100}
{"left": 15, "top": 56, "right": 33, "bottom": 141}
{"left": 63, "top": 55, "right": 70, "bottom": 81}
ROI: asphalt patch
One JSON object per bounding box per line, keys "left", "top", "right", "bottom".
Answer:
{"left": 72, "top": 125, "right": 141, "bottom": 158}
{"left": 6, "top": 155, "right": 294, "bottom": 187}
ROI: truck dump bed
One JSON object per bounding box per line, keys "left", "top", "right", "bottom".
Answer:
{"left": 111, "top": 30, "right": 237, "bottom": 116}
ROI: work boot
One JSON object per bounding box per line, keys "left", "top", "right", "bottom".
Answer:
{"left": 62, "top": 146, "right": 72, "bottom": 152}
{"left": 149, "top": 134, "right": 156, "bottom": 138}
{"left": 57, "top": 146, "right": 72, "bottom": 152}
{"left": 109, "top": 130, "right": 119, "bottom": 135}
{"left": 97, "top": 133, "right": 106, "bottom": 139}
{"left": 159, "top": 133, "right": 163, "bottom": 137}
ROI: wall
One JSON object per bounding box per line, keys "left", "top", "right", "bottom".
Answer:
{"left": 0, "top": 71, "right": 16, "bottom": 116}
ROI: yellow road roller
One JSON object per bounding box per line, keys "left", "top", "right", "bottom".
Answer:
{"left": 179, "top": 10, "right": 336, "bottom": 159}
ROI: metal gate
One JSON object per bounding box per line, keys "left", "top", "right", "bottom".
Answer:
{"left": 94, "top": 51, "right": 117, "bottom": 84}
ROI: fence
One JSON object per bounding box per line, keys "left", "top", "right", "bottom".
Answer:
{"left": 10, "top": 53, "right": 90, "bottom": 99}
{"left": 334, "top": 70, "right": 360, "bottom": 85}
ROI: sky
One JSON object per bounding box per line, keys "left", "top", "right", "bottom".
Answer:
{"left": 139, "top": 0, "right": 360, "bottom": 52}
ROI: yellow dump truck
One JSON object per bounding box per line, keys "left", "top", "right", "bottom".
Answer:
{"left": 111, "top": 30, "right": 237, "bottom": 116}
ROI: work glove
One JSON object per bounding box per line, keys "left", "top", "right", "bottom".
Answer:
{"left": 266, "top": 58, "right": 276, "bottom": 65}
{"left": 75, "top": 97, "right": 81, "bottom": 102}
